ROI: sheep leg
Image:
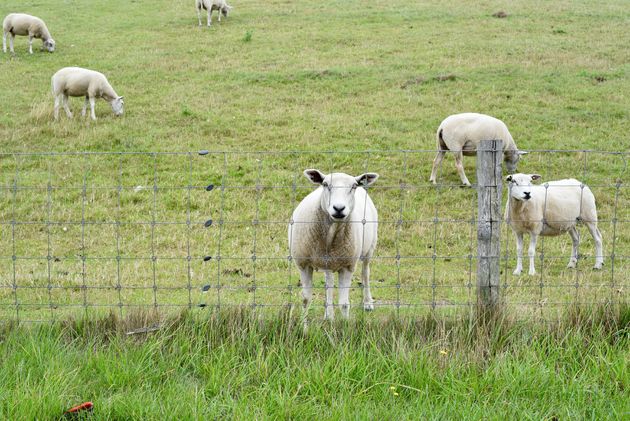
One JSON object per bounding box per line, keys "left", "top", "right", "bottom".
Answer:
{"left": 299, "top": 266, "right": 313, "bottom": 312}
{"left": 338, "top": 269, "right": 352, "bottom": 319}
{"left": 207, "top": 9, "right": 212, "bottom": 26}
{"left": 361, "top": 259, "right": 374, "bottom": 311}
{"left": 454, "top": 152, "right": 471, "bottom": 187}
{"left": 28, "top": 35, "right": 33, "bottom": 54}
{"left": 567, "top": 227, "right": 579, "bottom": 269}
{"left": 9, "top": 33, "right": 14, "bottom": 53}
{"left": 429, "top": 150, "right": 446, "bottom": 184}
{"left": 218, "top": 10, "right": 222, "bottom": 22}
{"left": 2, "top": 31, "right": 6, "bottom": 53}
{"left": 197, "top": 8, "right": 202, "bottom": 26}
{"left": 586, "top": 222, "right": 604, "bottom": 269}
{"left": 89, "top": 97, "right": 96, "bottom": 121}
{"left": 513, "top": 232, "right": 523, "bottom": 275}
{"left": 528, "top": 234, "right": 538, "bottom": 276}
{"left": 53, "top": 95, "right": 61, "bottom": 120}
{"left": 324, "top": 270, "right": 335, "bottom": 320}
{"left": 62, "top": 95, "right": 73, "bottom": 118}
{"left": 81, "top": 96, "right": 89, "bottom": 117}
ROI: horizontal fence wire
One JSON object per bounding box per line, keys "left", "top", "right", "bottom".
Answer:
{"left": 0, "top": 149, "right": 627, "bottom": 323}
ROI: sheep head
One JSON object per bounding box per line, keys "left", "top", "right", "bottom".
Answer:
{"left": 506, "top": 173, "right": 541, "bottom": 202}
{"left": 304, "top": 169, "right": 378, "bottom": 222}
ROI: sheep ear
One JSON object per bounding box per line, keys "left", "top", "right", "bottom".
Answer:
{"left": 506, "top": 175, "right": 513, "bottom": 182}
{"left": 356, "top": 173, "right": 379, "bottom": 187}
{"left": 304, "top": 169, "right": 325, "bottom": 185}
{"left": 518, "top": 150, "right": 528, "bottom": 155}
{"left": 118, "top": 96, "right": 124, "bottom": 100}
{"left": 530, "top": 174, "right": 542, "bottom": 181}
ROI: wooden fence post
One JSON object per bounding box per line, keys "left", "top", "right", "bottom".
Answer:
{"left": 477, "top": 139, "right": 503, "bottom": 314}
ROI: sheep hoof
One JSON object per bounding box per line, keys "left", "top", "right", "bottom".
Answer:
{"left": 512, "top": 269, "right": 522, "bottom": 275}
{"left": 363, "top": 303, "right": 374, "bottom": 312}
{"left": 528, "top": 270, "right": 536, "bottom": 276}
{"left": 593, "top": 264, "right": 603, "bottom": 270}
{"left": 567, "top": 262, "right": 576, "bottom": 269}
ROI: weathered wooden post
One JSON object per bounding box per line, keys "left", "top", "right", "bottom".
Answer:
{"left": 477, "top": 139, "right": 503, "bottom": 315}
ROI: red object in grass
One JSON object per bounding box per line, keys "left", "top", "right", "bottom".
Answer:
{"left": 65, "top": 402, "right": 94, "bottom": 414}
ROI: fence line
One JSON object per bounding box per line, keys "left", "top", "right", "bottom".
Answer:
{"left": 0, "top": 149, "right": 627, "bottom": 323}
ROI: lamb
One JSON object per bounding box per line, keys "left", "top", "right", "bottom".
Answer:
{"left": 430, "top": 113, "right": 526, "bottom": 186}
{"left": 3, "top": 13, "right": 55, "bottom": 54}
{"left": 195, "top": 0, "right": 232, "bottom": 27}
{"left": 51, "top": 67, "right": 124, "bottom": 121}
{"left": 288, "top": 170, "right": 379, "bottom": 320}
{"left": 504, "top": 173, "right": 604, "bottom": 276}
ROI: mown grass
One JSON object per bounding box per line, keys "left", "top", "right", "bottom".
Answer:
{"left": 0, "top": 306, "right": 628, "bottom": 419}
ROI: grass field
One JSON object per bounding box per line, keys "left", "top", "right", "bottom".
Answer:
{"left": 0, "top": 307, "right": 628, "bottom": 419}
{"left": 0, "top": 0, "right": 629, "bottom": 417}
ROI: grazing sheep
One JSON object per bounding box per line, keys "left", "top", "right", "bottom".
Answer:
{"left": 430, "top": 113, "right": 526, "bottom": 186}
{"left": 195, "top": 0, "right": 232, "bottom": 27}
{"left": 3, "top": 13, "right": 55, "bottom": 54}
{"left": 51, "top": 67, "right": 124, "bottom": 121}
{"left": 505, "top": 173, "right": 604, "bottom": 276}
{"left": 288, "top": 170, "right": 379, "bottom": 320}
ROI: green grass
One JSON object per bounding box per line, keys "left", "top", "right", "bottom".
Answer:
{"left": 0, "top": 306, "right": 628, "bottom": 419}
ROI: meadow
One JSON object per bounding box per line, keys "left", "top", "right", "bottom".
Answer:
{"left": 0, "top": 0, "right": 629, "bottom": 418}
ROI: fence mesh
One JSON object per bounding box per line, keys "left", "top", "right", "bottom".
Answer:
{"left": 0, "top": 150, "right": 627, "bottom": 323}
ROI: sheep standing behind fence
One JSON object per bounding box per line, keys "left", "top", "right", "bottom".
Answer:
{"left": 504, "top": 173, "right": 604, "bottom": 276}
{"left": 430, "top": 113, "right": 526, "bottom": 186}
{"left": 288, "top": 170, "right": 379, "bottom": 320}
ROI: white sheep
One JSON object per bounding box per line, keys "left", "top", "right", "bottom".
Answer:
{"left": 51, "top": 67, "right": 124, "bottom": 121}
{"left": 195, "top": 0, "right": 232, "bottom": 27}
{"left": 3, "top": 13, "right": 55, "bottom": 54}
{"left": 505, "top": 173, "right": 604, "bottom": 276}
{"left": 430, "top": 113, "right": 526, "bottom": 186}
{"left": 288, "top": 170, "right": 379, "bottom": 320}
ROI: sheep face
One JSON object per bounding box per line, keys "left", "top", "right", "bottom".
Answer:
{"left": 221, "top": 5, "right": 231, "bottom": 16}
{"left": 43, "top": 39, "right": 55, "bottom": 52}
{"left": 111, "top": 96, "right": 124, "bottom": 116}
{"left": 506, "top": 173, "right": 541, "bottom": 202}
{"left": 304, "top": 169, "right": 378, "bottom": 222}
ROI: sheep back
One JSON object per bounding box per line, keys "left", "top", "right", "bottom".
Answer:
{"left": 52, "top": 67, "right": 117, "bottom": 99}
{"left": 437, "top": 113, "right": 517, "bottom": 156}
{"left": 3, "top": 13, "right": 51, "bottom": 40}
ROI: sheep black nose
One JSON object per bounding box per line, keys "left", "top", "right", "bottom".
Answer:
{"left": 333, "top": 205, "right": 346, "bottom": 213}
{"left": 523, "top": 192, "right": 531, "bottom": 200}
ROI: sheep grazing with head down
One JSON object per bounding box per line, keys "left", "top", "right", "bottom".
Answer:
{"left": 51, "top": 67, "right": 124, "bottom": 121}
{"left": 3, "top": 13, "right": 55, "bottom": 54}
{"left": 289, "top": 169, "right": 379, "bottom": 320}
{"left": 196, "top": 0, "right": 232, "bottom": 27}
{"left": 430, "top": 113, "right": 526, "bottom": 186}
{"left": 505, "top": 173, "right": 604, "bottom": 276}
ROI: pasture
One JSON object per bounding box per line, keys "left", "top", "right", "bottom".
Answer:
{"left": 0, "top": 0, "right": 629, "bottom": 418}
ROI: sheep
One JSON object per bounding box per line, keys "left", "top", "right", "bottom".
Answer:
{"left": 288, "top": 170, "right": 379, "bottom": 320}
{"left": 429, "top": 113, "right": 526, "bottom": 186}
{"left": 51, "top": 67, "right": 124, "bottom": 121}
{"left": 195, "top": 0, "right": 232, "bottom": 27}
{"left": 504, "top": 173, "right": 604, "bottom": 276}
{"left": 3, "top": 13, "right": 55, "bottom": 54}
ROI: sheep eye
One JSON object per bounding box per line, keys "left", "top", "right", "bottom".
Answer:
{"left": 352, "top": 183, "right": 358, "bottom": 190}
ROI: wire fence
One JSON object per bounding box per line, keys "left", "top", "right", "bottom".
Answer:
{"left": 0, "top": 149, "right": 627, "bottom": 323}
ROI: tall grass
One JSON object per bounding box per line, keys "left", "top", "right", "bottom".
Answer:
{"left": 1, "top": 304, "right": 628, "bottom": 419}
